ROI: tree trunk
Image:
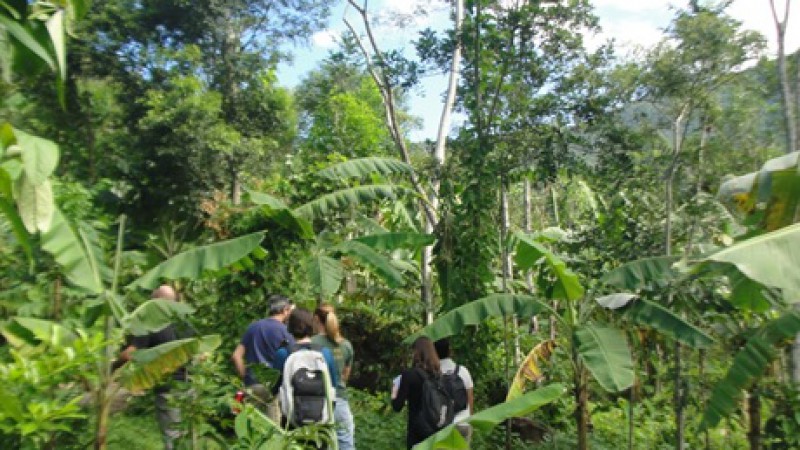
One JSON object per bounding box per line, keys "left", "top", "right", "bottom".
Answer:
{"left": 769, "top": 0, "right": 798, "bottom": 154}
{"left": 746, "top": 388, "right": 761, "bottom": 450}
{"left": 668, "top": 106, "right": 689, "bottom": 450}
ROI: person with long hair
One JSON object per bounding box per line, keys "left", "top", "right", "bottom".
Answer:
{"left": 392, "top": 336, "right": 442, "bottom": 449}
{"left": 311, "top": 304, "right": 356, "bottom": 450}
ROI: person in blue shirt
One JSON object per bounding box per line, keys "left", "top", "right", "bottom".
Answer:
{"left": 232, "top": 294, "right": 295, "bottom": 422}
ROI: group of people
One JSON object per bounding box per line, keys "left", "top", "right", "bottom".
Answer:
{"left": 231, "top": 294, "right": 356, "bottom": 449}
{"left": 124, "top": 288, "right": 474, "bottom": 450}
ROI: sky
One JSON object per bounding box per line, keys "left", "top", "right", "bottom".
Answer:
{"left": 277, "top": 0, "right": 800, "bottom": 141}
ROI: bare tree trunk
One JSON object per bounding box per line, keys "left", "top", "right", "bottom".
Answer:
{"left": 668, "top": 106, "right": 689, "bottom": 450}
{"left": 769, "top": 0, "right": 798, "bottom": 154}
{"left": 419, "top": 0, "right": 463, "bottom": 325}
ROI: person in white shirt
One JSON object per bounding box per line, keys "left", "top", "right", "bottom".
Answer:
{"left": 434, "top": 338, "right": 474, "bottom": 442}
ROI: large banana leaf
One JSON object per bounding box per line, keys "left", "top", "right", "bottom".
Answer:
{"left": 131, "top": 232, "right": 265, "bottom": 289}
{"left": 574, "top": 325, "right": 634, "bottom": 392}
{"left": 334, "top": 240, "right": 405, "bottom": 287}
{"left": 698, "top": 223, "right": 800, "bottom": 301}
{"left": 717, "top": 151, "right": 800, "bottom": 230}
{"left": 119, "top": 334, "right": 221, "bottom": 392}
{"left": 316, "top": 157, "right": 413, "bottom": 180}
{"left": 507, "top": 340, "right": 557, "bottom": 401}
{"left": 123, "top": 299, "right": 196, "bottom": 336}
{"left": 16, "top": 175, "right": 54, "bottom": 233}
{"left": 700, "top": 311, "right": 800, "bottom": 430}
{"left": 353, "top": 232, "right": 435, "bottom": 251}
{"left": 16, "top": 128, "right": 59, "bottom": 185}
{"left": 514, "top": 233, "right": 584, "bottom": 301}
{"left": 40, "top": 209, "right": 103, "bottom": 294}
{"left": 404, "top": 294, "right": 547, "bottom": 344}
{"left": 1, "top": 317, "right": 76, "bottom": 347}
{"left": 601, "top": 256, "right": 680, "bottom": 291}
{"left": 303, "top": 253, "right": 344, "bottom": 299}
{"left": 245, "top": 189, "right": 288, "bottom": 209}
{"left": 294, "top": 185, "right": 405, "bottom": 220}
{"left": 0, "top": 196, "right": 33, "bottom": 265}
{"left": 623, "top": 298, "right": 714, "bottom": 349}
{"left": 414, "top": 383, "right": 566, "bottom": 450}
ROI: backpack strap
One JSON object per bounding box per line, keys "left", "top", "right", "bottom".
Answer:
{"left": 454, "top": 365, "right": 460, "bottom": 376}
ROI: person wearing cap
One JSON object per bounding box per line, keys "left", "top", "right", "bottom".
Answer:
{"left": 232, "top": 294, "right": 295, "bottom": 423}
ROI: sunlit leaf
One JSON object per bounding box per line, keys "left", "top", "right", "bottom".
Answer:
{"left": 317, "top": 157, "right": 413, "bottom": 180}
{"left": 124, "top": 299, "right": 196, "bottom": 336}
{"left": 507, "top": 340, "right": 557, "bottom": 401}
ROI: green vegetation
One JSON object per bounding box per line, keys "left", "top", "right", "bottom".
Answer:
{"left": 2, "top": 0, "right": 800, "bottom": 449}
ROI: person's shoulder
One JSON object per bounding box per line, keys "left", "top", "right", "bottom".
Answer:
{"left": 310, "top": 334, "right": 327, "bottom": 346}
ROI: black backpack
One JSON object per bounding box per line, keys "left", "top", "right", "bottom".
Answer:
{"left": 418, "top": 369, "right": 456, "bottom": 436}
{"left": 442, "top": 365, "right": 468, "bottom": 412}
{"left": 280, "top": 343, "right": 333, "bottom": 426}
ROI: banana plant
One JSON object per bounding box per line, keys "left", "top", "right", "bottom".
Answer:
{"left": 246, "top": 157, "right": 434, "bottom": 302}
{"left": 3, "top": 213, "right": 266, "bottom": 449}
{"left": 409, "top": 232, "right": 715, "bottom": 450}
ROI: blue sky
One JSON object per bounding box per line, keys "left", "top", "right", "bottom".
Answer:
{"left": 277, "top": 0, "right": 799, "bottom": 141}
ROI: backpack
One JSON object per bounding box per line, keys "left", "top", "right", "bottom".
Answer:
{"left": 418, "top": 369, "right": 456, "bottom": 436}
{"left": 442, "top": 365, "right": 468, "bottom": 412}
{"left": 279, "top": 343, "right": 334, "bottom": 427}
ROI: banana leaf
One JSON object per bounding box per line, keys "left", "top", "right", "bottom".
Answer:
{"left": 131, "top": 232, "right": 265, "bottom": 289}
{"left": 414, "top": 383, "right": 565, "bottom": 450}
{"left": 404, "top": 294, "right": 547, "bottom": 344}
{"left": 700, "top": 311, "right": 800, "bottom": 430}
{"left": 119, "top": 335, "right": 221, "bottom": 392}
{"left": 574, "top": 325, "right": 634, "bottom": 392}
{"left": 316, "top": 157, "right": 413, "bottom": 180}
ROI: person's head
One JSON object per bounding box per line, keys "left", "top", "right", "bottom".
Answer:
{"left": 151, "top": 285, "right": 177, "bottom": 301}
{"left": 286, "top": 307, "right": 315, "bottom": 340}
{"left": 434, "top": 338, "right": 450, "bottom": 360}
{"left": 313, "top": 303, "right": 343, "bottom": 343}
{"left": 267, "top": 294, "right": 294, "bottom": 321}
{"left": 412, "top": 336, "right": 440, "bottom": 374}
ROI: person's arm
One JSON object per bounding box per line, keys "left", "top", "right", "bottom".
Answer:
{"left": 342, "top": 341, "right": 354, "bottom": 382}
{"left": 231, "top": 344, "right": 247, "bottom": 379}
{"left": 119, "top": 344, "right": 137, "bottom": 362}
{"left": 467, "top": 388, "right": 474, "bottom": 415}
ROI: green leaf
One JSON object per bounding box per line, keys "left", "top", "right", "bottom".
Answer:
{"left": 0, "top": 14, "right": 56, "bottom": 71}
{"left": 700, "top": 312, "right": 800, "bottom": 430}
{"left": 726, "top": 267, "right": 773, "bottom": 312}
{"left": 404, "top": 294, "right": 547, "bottom": 344}
{"left": 40, "top": 209, "right": 104, "bottom": 293}
{"left": 335, "top": 240, "right": 405, "bottom": 287}
{"left": 514, "top": 232, "right": 584, "bottom": 301}
{"left": 699, "top": 223, "right": 800, "bottom": 301}
{"left": 16, "top": 175, "right": 54, "bottom": 232}
{"left": 303, "top": 253, "right": 344, "bottom": 299}
{"left": 119, "top": 335, "right": 221, "bottom": 391}
{"left": 596, "top": 293, "right": 637, "bottom": 309}
{"left": 15, "top": 128, "right": 59, "bottom": 185}
{"left": 1, "top": 317, "right": 76, "bottom": 347}
{"left": 246, "top": 190, "right": 288, "bottom": 209}
{"left": 131, "top": 232, "right": 265, "bottom": 290}
{"left": 294, "top": 185, "right": 405, "bottom": 220}
{"left": 353, "top": 232, "right": 435, "bottom": 251}
{"left": 124, "top": 299, "right": 196, "bottom": 336}
{"left": 317, "top": 157, "right": 413, "bottom": 180}
{"left": 262, "top": 207, "right": 314, "bottom": 240}
{"left": 0, "top": 196, "right": 32, "bottom": 265}
{"left": 44, "top": 9, "right": 66, "bottom": 83}
{"left": 601, "top": 256, "right": 680, "bottom": 291}
{"left": 413, "top": 384, "right": 566, "bottom": 450}
{"left": 623, "top": 299, "right": 714, "bottom": 349}
{"left": 574, "top": 326, "right": 634, "bottom": 392}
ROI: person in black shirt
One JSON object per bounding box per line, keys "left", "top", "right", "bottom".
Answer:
{"left": 119, "top": 285, "right": 186, "bottom": 449}
{"left": 392, "top": 336, "right": 443, "bottom": 449}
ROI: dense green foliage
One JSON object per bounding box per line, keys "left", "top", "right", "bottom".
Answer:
{"left": 2, "top": 0, "right": 800, "bottom": 449}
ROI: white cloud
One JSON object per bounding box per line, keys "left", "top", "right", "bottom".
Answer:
{"left": 311, "top": 29, "right": 339, "bottom": 50}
